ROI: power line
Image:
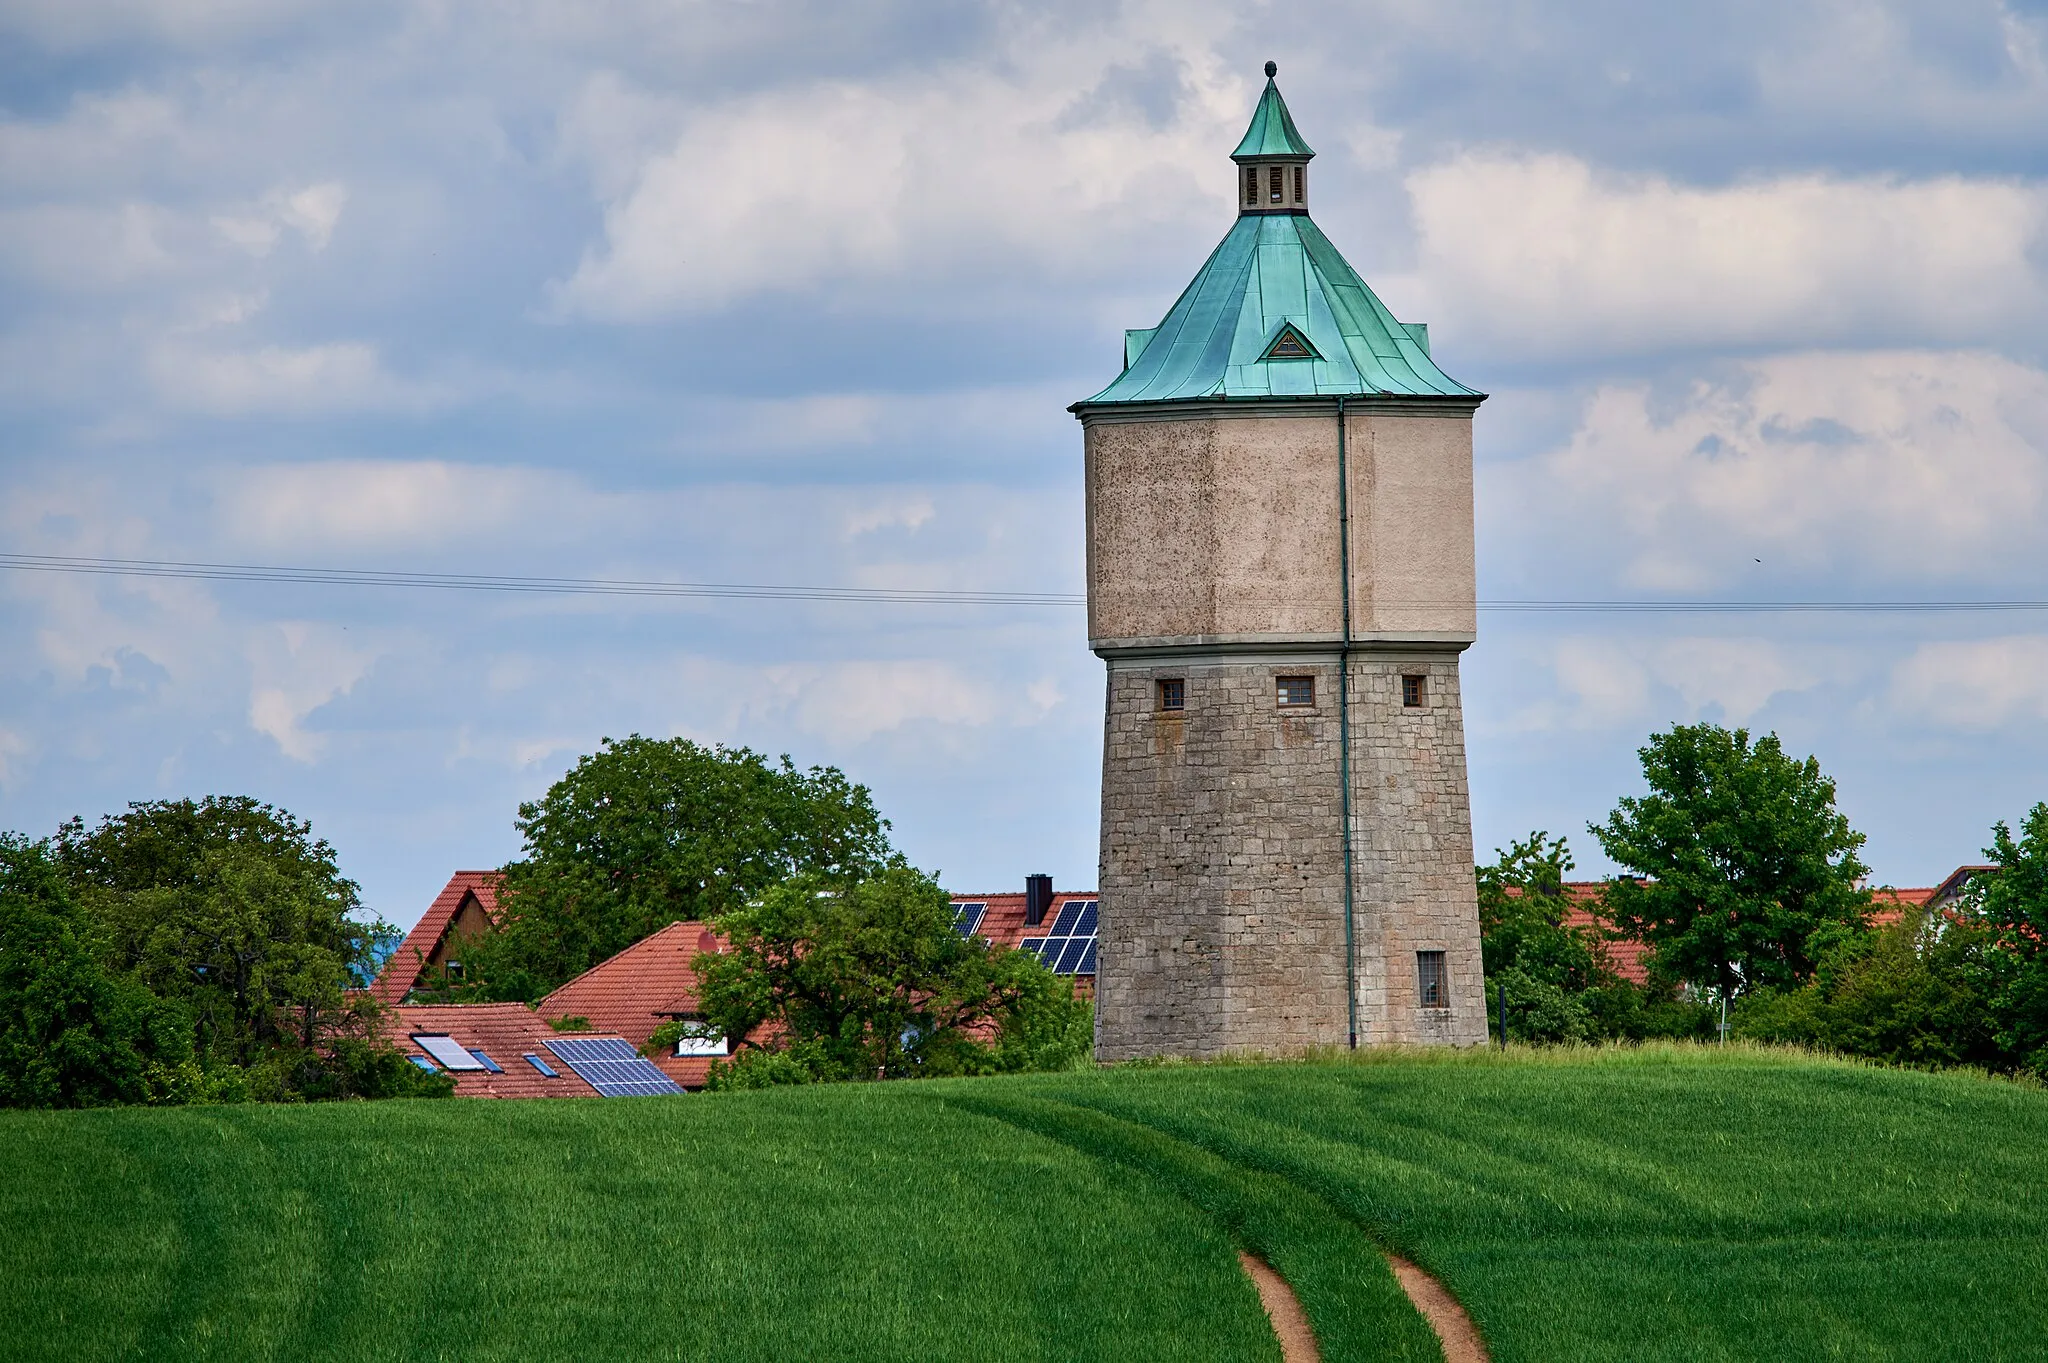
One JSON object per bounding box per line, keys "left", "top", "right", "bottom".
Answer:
{"left": 3, "top": 552, "right": 2046, "bottom": 614}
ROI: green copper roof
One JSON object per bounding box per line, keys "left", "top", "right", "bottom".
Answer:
{"left": 1076, "top": 212, "right": 1482, "bottom": 406}
{"left": 1231, "top": 76, "right": 1314, "bottom": 160}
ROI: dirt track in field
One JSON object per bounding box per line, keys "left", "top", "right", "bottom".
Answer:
{"left": 1237, "top": 1249, "right": 1488, "bottom": 1363}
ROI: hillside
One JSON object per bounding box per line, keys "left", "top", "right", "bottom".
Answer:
{"left": 6, "top": 1048, "right": 2046, "bottom": 1361}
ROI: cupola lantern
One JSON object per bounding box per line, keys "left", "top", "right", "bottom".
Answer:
{"left": 1231, "top": 61, "right": 1314, "bottom": 213}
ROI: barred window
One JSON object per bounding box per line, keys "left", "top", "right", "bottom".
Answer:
{"left": 1268, "top": 165, "right": 1284, "bottom": 203}
{"left": 1276, "top": 675, "right": 1315, "bottom": 708}
{"left": 1293, "top": 165, "right": 1305, "bottom": 203}
{"left": 1402, "top": 674, "right": 1427, "bottom": 708}
{"left": 1416, "top": 951, "right": 1448, "bottom": 1009}
{"left": 1157, "top": 678, "right": 1185, "bottom": 712}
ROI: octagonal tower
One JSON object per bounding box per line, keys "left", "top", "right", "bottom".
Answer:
{"left": 1074, "top": 64, "right": 1489, "bottom": 1058}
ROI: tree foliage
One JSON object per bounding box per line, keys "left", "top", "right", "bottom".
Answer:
{"left": 1592, "top": 723, "right": 1871, "bottom": 1001}
{"left": 1971, "top": 802, "right": 2048, "bottom": 1073}
{"left": 0, "top": 798, "right": 449, "bottom": 1107}
{"left": 1477, "top": 833, "right": 1714, "bottom": 1043}
{"left": 1733, "top": 905, "right": 2003, "bottom": 1070}
{"left": 690, "top": 864, "right": 1092, "bottom": 1084}
{"left": 468, "top": 736, "right": 893, "bottom": 999}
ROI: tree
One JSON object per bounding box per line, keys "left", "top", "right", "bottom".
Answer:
{"left": 1733, "top": 904, "right": 2002, "bottom": 1070}
{"left": 1592, "top": 724, "right": 1871, "bottom": 1007}
{"left": 52, "top": 798, "right": 441, "bottom": 1102}
{"left": 0, "top": 834, "right": 191, "bottom": 1107}
{"left": 688, "top": 863, "right": 1092, "bottom": 1084}
{"left": 471, "top": 736, "right": 893, "bottom": 998}
{"left": 1477, "top": 833, "right": 1608, "bottom": 1043}
{"left": 1971, "top": 803, "right": 2048, "bottom": 1074}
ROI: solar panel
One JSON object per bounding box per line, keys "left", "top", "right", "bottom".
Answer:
{"left": 469, "top": 1049, "right": 504, "bottom": 1073}
{"left": 1051, "top": 899, "right": 1085, "bottom": 936}
{"left": 1078, "top": 942, "right": 1097, "bottom": 975}
{"left": 1074, "top": 901, "right": 1098, "bottom": 935}
{"left": 413, "top": 1034, "right": 487, "bottom": 1070}
{"left": 543, "top": 1036, "right": 685, "bottom": 1098}
{"left": 952, "top": 902, "right": 987, "bottom": 937}
{"left": 1057, "top": 937, "right": 1091, "bottom": 974}
{"left": 523, "top": 1053, "right": 558, "bottom": 1077}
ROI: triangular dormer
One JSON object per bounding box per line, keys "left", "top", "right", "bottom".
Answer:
{"left": 1261, "top": 322, "right": 1320, "bottom": 362}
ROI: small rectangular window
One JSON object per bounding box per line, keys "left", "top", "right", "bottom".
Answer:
{"left": 523, "top": 1053, "right": 558, "bottom": 1078}
{"left": 468, "top": 1049, "right": 504, "bottom": 1073}
{"left": 1268, "top": 165, "right": 1284, "bottom": 203}
{"left": 673, "top": 1022, "right": 729, "bottom": 1058}
{"left": 1276, "top": 675, "right": 1315, "bottom": 708}
{"left": 1402, "top": 674, "right": 1427, "bottom": 708}
{"left": 1417, "top": 951, "right": 1448, "bottom": 1009}
{"left": 1293, "top": 166, "right": 1304, "bottom": 203}
{"left": 1245, "top": 167, "right": 1259, "bottom": 205}
{"left": 1157, "top": 678, "right": 1185, "bottom": 711}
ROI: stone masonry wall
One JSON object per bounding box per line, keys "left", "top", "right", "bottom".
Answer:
{"left": 1095, "top": 648, "right": 1487, "bottom": 1060}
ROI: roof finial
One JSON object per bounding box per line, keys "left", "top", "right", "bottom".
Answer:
{"left": 1264, "top": 60, "right": 1277, "bottom": 79}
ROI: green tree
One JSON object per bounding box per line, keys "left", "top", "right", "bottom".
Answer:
{"left": 1592, "top": 724, "right": 1871, "bottom": 1008}
{"left": 53, "top": 798, "right": 439, "bottom": 1101}
{"left": 1477, "top": 833, "right": 1607, "bottom": 1043}
{"left": 689, "top": 863, "right": 1092, "bottom": 1084}
{"left": 1733, "top": 904, "right": 2002, "bottom": 1070}
{"left": 0, "top": 834, "right": 191, "bottom": 1107}
{"left": 471, "top": 736, "right": 893, "bottom": 998}
{"left": 1971, "top": 803, "right": 2048, "bottom": 1074}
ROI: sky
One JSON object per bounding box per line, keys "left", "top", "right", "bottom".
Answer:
{"left": 5, "top": 0, "right": 2048, "bottom": 930}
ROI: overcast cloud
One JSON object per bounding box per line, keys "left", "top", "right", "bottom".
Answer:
{"left": 5, "top": 0, "right": 2048, "bottom": 928}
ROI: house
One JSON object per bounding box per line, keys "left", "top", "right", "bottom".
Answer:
{"left": 537, "top": 921, "right": 731, "bottom": 1088}
{"left": 369, "top": 870, "right": 501, "bottom": 1005}
{"left": 382, "top": 1001, "right": 682, "bottom": 1098}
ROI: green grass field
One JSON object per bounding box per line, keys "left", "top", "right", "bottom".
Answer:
{"left": 6, "top": 1047, "right": 2046, "bottom": 1362}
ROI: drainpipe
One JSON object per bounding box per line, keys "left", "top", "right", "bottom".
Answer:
{"left": 1337, "top": 395, "right": 1358, "bottom": 1050}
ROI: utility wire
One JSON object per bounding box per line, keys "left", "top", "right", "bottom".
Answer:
{"left": 3, "top": 551, "right": 2046, "bottom": 614}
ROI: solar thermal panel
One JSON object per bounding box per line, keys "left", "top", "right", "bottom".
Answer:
{"left": 413, "top": 1034, "right": 487, "bottom": 1070}
{"left": 543, "top": 1036, "right": 685, "bottom": 1097}
{"left": 1051, "top": 900, "right": 1085, "bottom": 936}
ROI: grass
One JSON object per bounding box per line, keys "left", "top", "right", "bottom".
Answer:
{"left": 6, "top": 1045, "right": 2048, "bottom": 1361}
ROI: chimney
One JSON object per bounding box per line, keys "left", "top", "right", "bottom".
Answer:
{"left": 1024, "top": 873, "right": 1054, "bottom": 927}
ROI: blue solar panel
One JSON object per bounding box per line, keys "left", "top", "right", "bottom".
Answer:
{"left": 1057, "top": 937, "right": 1091, "bottom": 974}
{"left": 469, "top": 1049, "right": 503, "bottom": 1073}
{"left": 543, "top": 1036, "right": 685, "bottom": 1097}
{"left": 1078, "top": 942, "right": 1097, "bottom": 975}
{"left": 952, "top": 902, "right": 987, "bottom": 937}
{"left": 1074, "top": 901, "right": 1098, "bottom": 935}
{"left": 523, "top": 1053, "right": 557, "bottom": 1078}
{"left": 1051, "top": 900, "right": 1085, "bottom": 936}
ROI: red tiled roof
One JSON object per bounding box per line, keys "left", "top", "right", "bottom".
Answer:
{"left": 382, "top": 1003, "right": 604, "bottom": 1098}
{"left": 538, "top": 921, "right": 727, "bottom": 1088}
{"left": 370, "top": 871, "right": 502, "bottom": 1005}
{"left": 953, "top": 890, "right": 1097, "bottom": 999}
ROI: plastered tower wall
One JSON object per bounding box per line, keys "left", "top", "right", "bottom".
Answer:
{"left": 1085, "top": 407, "right": 1489, "bottom": 1058}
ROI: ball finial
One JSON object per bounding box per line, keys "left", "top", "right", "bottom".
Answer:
{"left": 1264, "top": 60, "right": 1277, "bottom": 79}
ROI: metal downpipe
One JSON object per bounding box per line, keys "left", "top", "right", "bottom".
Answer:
{"left": 1337, "top": 395, "right": 1358, "bottom": 1050}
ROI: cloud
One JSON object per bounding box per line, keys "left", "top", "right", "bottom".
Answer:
{"left": 246, "top": 621, "right": 373, "bottom": 762}
{"left": 1890, "top": 635, "right": 2048, "bottom": 730}
{"left": 216, "top": 460, "right": 604, "bottom": 551}
{"left": 1510, "top": 635, "right": 1821, "bottom": 732}
{"left": 211, "top": 181, "right": 347, "bottom": 256}
{"left": 1401, "top": 153, "right": 2048, "bottom": 357}
{"left": 548, "top": 18, "right": 1263, "bottom": 317}
{"left": 1489, "top": 349, "right": 2048, "bottom": 592}
{"left": 147, "top": 341, "right": 436, "bottom": 415}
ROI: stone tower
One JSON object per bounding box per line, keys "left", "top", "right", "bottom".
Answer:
{"left": 1075, "top": 65, "right": 1489, "bottom": 1059}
